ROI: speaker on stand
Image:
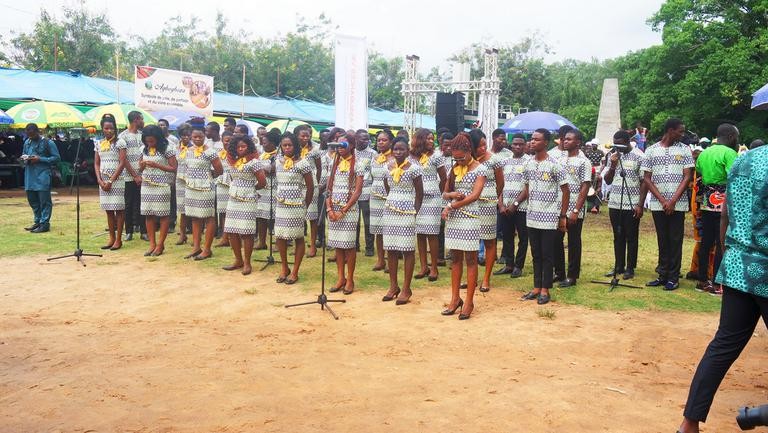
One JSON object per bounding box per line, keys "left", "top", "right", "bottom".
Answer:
{"left": 435, "top": 92, "right": 466, "bottom": 135}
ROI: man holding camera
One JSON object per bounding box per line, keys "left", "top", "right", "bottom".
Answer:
{"left": 22, "top": 123, "right": 61, "bottom": 233}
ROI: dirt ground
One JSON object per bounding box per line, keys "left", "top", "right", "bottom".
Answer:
{"left": 1, "top": 255, "right": 766, "bottom": 433}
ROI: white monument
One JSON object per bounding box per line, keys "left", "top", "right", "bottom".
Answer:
{"left": 594, "top": 78, "right": 622, "bottom": 147}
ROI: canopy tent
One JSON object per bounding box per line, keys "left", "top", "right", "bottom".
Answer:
{"left": 0, "top": 68, "right": 436, "bottom": 130}
{"left": 501, "top": 111, "right": 576, "bottom": 134}
{"left": 751, "top": 82, "right": 768, "bottom": 110}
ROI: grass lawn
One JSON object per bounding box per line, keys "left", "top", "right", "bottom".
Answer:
{"left": 0, "top": 186, "right": 722, "bottom": 313}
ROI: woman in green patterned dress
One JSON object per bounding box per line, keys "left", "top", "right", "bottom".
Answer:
{"left": 184, "top": 127, "right": 224, "bottom": 260}
{"left": 94, "top": 114, "right": 127, "bottom": 250}
{"left": 139, "top": 125, "right": 178, "bottom": 257}
{"left": 381, "top": 137, "right": 424, "bottom": 304}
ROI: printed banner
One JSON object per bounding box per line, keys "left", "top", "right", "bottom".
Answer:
{"left": 334, "top": 35, "right": 368, "bottom": 131}
{"left": 134, "top": 66, "right": 214, "bottom": 117}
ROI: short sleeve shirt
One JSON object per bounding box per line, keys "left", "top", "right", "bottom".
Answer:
{"left": 117, "top": 130, "right": 143, "bottom": 181}
{"left": 695, "top": 144, "right": 738, "bottom": 186}
{"left": 640, "top": 141, "right": 694, "bottom": 212}
{"left": 562, "top": 155, "right": 592, "bottom": 219}
{"left": 502, "top": 155, "right": 529, "bottom": 211}
{"left": 523, "top": 156, "right": 567, "bottom": 230}
{"left": 715, "top": 146, "right": 768, "bottom": 297}
{"left": 607, "top": 149, "right": 645, "bottom": 211}
{"left": 355, "top": 147, "right": 377, "bottom": 201}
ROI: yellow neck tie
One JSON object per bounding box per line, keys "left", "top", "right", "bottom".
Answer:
{"left": 149, "top": 147, "right": 157, "bottom": 156}
{"left": 453, "top": 159, "right": 474, "bottom": 182}
{"left": 100, "top": 139, "right": 111, "bottom": 152}
{"left": 260, "top": 150, "right": 277, "bottom": 160}
{"left": 338, "top": 155, "right": 352, "bottom": 173}
{"left": 390, "top": 160, "right": 408, "bottom": 183}
{"left": 419, "top": 153, "right": 429, "bottom": 166}
{"left": 376, "top": 149, "right": 392, "bottom": 164}
{"left": 193, "top": 145, "right": 204, "bottom": 157}
{"left": 178, "top": 144, "right": 188, "bottom": 159}
{"left": 234, "top": 157, "right": 247, "bottom": 171}
{"left": 301, "top": 146, "right": 310, "bottom": 159}
{"left": 283, "top": 156, "right": 294, "bottom": 170}
{"left": 218, "top": 149, "right": 228, "bottom": 160}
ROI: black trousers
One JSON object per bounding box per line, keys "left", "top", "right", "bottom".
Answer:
{"left": 609, "top": 208, "right": 640, "bottom": 272}
{"left": 684, "top": 287, "right": 768, "bottom": 422}
{"left": 124, "top": 180, "right": 146, "bottom": 234}
{"left": 554, "top": 218, "right": 584, "bottom": 280}
{"left": 500, "top": 211, "right": 528, "bottom": 270}
{"left": 529, "top": 227, "right": 556, "bottom": 289}
{"left": 699, "top": 211, "right": 723, "bottom": 281}
{"left": 355, "top": 200, "right": 373, "bottom": 252}
{"left": 169, "top": 183, "right": 177, "bottom": 230}
{"left": 651, "top": 211, "right": 685, "bottom": 282}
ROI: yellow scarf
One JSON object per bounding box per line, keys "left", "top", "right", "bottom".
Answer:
{"left": 338, "top": 155, "right": 352, "bottom": 173}
{"left": 218, "top": 149, "right": 228, "bottom": 160}
{"left": 148, "top": 147, "right": 157, "bottom": 156}
{"left": 390, "top": 159, "right": 408, "bottom": 183}
{"left": 193, "top": 145, "right": 205, "bottom": 157}
{"left": 234, "top": 157, "right": 247, "bottom": 171}
{"left": 178, "top": 144, "right": 188, "bottom": 159}
{"left": 283, "top": 156, "right": 294, "bottom": 170}
{"left": 99, "top": 139, "right": 112, "bottom": 152}
{"left": 260, "top": 150, "right": 277, "bottom": 160}
{"left": 453, "top": 159, "right": 475, "bottom": 182}
{"left": 301, "top": 146, "right": 310, "bottom": 159}
{"left": 376, "top": 149, "right": 392, "bottom": 164}
{"left": 419, "top": 153, "right": 429, "bottom": 166}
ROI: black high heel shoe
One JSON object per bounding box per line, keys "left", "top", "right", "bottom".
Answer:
{"left": 382, "top": 288, "right": 401, "bottom": 302}
{"left": 458, "top": 303, "right": 474, "bottom": 320}
{"left": 441, "top": 298, "right": 464, "bottom": 316}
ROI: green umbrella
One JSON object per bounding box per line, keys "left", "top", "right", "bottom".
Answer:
{"left": 7, "top": 101, "right": 85, "bottom": 128}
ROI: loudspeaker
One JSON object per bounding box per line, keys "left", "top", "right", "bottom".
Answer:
{"left": 435, "top": 92, "right": 465, "bottom": 135}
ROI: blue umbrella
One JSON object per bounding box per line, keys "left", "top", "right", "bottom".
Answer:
{"left": 751, "top": 82, "right": 768, "bottom": 110}
{"left": 501, "top": 111, "right": 576, "bottom": 134}
{"left": 0, "top": 109, "right": 11, "bottom": 124}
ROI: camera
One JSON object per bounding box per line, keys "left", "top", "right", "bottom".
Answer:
{"left": 737, "top": 404, "right": 768, "bottom": 430}
{"left": 327, "top": 141, "right": 348, "bottom": 150}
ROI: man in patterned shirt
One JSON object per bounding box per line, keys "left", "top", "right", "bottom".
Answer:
{"left": 677, "top": 144, "right": 768, "bottom": 433}
{"left": 355, "top": 129, "right": 377, "bottom": 255}
{"left": 555, "top": 130, "right": 592, "bottom": 287}
{"left": 496, "top": 133, "right": 529, "bottom": 278}
{"left": 514, "top": 128, "right": 570, "bottom": 305}
{"left": 641, "top": 118, "right": 694, "bottom": 291}
{"left": 603, "top": 130, "right": 647, "bottom": 280}
{"left": 118, "top": 111, "right": 145, "bottom": 241}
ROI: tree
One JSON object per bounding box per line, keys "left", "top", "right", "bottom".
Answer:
{"left": 368, "top": 53, "right": 404, "bottom": 110}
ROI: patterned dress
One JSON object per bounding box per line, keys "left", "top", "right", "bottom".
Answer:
{"left": 140, "top": 148, "right": 175, "bottom": 217}
{"left": 215, "top": 150, "right": 231, "bottom": 215}
{"left": 256, "top": 151, "right": 277, "bottom": 220}
{"left": 369, "top": 151, "right": 392, "bottom": 235}
{"left": 478, "top": 153, "right": 505, "bottom": 240}
{"left": 327, "top": 159, "right": 365, "bottom": 249}
{"left": 96, "top": 138, "right": 126, "bottom": 211}
{"left": 274, "top": 156, "right": 312, "bottom": 240}
{"left": 224, "top": 158, "right": 263, "bottom": 235}
{"left": 413, "top": 152, "right": 445, "bottom": 235}
{"left": 382, "top": 162, "right": 423, "bottom": 251}
{"left": 184, "top": 146, "right": 217, "bottom": 219}
{"left": 175, "top": 144, "right": 189, "bottom": 214}
{"left": 302, "top": 144, "right": 323, "bottom": 221}
{"left": 445, "top": 164, "right": 488, "bottom": 251}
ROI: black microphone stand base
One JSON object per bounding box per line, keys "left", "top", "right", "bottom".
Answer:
{"left": 47, "top": 249, "right": 102, "bottom": 267}
{"left": 284, "top": 293, "right": 346, "bottom": 320}
{"left": 591, "top": 278, "right": 641, "bottom": 292}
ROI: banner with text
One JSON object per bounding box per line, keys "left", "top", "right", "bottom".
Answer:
{"left": 134, "top": 66, "right": 214, "bottom": 117}
{"left": 334, "top": 35, "right": 368, "bottom": 131}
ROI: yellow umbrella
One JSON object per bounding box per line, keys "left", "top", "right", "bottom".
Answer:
{"left": 7, "top": 101, "right": 85, "bottom": 128}
{"left": 84, "top": 104, "right": 157, "bottom": 129}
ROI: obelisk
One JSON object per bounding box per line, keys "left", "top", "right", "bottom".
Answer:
{"left": 594, "top": 78, "right": 622, "bottom": 148}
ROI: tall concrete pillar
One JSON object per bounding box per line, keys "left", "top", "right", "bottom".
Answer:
{"left": 594, "top": 78, "right": 622, "bottom": 148}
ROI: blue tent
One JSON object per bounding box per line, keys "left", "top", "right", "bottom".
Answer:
{"left": 0, "top": 68, "right": 435, "bottom": 129}
{"left": 751, "top": 82, "right": 768, "bottom": 110}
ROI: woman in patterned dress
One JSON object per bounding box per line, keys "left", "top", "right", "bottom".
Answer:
{"left": 440, "top": 133, "right": 487, "bottom": 320}
{"left": 138, "top": 125, "right": 178, "bottom": 257}
{"left": 437, "top": 131, "right": 455, "bottom": 265}
{"left": 295, "top": 125, "right": 322, "bottom": 258}
{"left": 274, "top": 132, "right": 314, "bottom": 284}
{"left": 255, "top": 128, "right": 279, "bottom": 250}
{"left": 370, "top": 130, "right": 395, "bottom": 271}
{"left": 381, "top": 137, "right": 424, "bottom": 304}
{"left": 174, "top": 124, "right": 192, "bottom": 245}
{"left": 325, "top": 131, "right": 364, "bottom": 295}
{"left": 223, "top": 135, "right": 266, "bottom": 275}
{"left": 410, "top": 128, "right": 446, "bottom": 281}
{"left": 94, "top": 114, "right": 127, "bottom": 250}
{"left": 470, "top": 129, "right": 505, "bottom": 292}
{"left": 184, "top": 127, "right": 224, "bottom": 261}
{"left": 214, "top": 131, "right": 233, "bottom": 248}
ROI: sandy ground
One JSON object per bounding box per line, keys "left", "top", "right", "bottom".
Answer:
{"left": 1, "top": 255, "right": 766, "bottom": 433}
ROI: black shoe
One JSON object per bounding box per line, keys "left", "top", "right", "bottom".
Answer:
{"left": 685, "top": 271, "right": 699, "bottom": 281}
{"left": 495, "top": 256, "right": 505, "bottom": 264}
{"left": 537, "top": 293, "right": 551, "bottom": 305}
{"left": 30, "top": 224, "right": 50, "bottom": 233}
{"left": 494, "top": 267, "right": 513, "bottom": 275}
{"left": 441, "top": 298, "right": 463, "bottom": 316}
{"left": 478, "top": 257, "right": 486, "bottom": 266}
{"left": 365, "top": 250, "right": 374, "bottom": 257}
{"left": 520, "top": 291, "right": 538, "bottom": 301}
{"left": 646, "top": 277, "right": 666, "bottom": 287}
{"left": 623, "top": 269, "right": 635, "bottom": 280}
{"left": 125, "top": 233, "right": 134, "bottom": 241}
{"left": 663, "top": 280, "right": 679, "bottom": 291}
{"left": 24, "top": 223, "right": 40, "bottom": 231}
{"left": 140, "top": 233, "right": 150, "bottom": 241}
{"left": 510, "top": 268, "right": 523, "bottom": 278}
{"left": 558, "top": 278, "right": 576, "bottom": 288}
{"left": 604, "top": 269, "right": 624, "bottom": 277}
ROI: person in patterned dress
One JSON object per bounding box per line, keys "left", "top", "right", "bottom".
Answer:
{"left": 440, "top": 133, "right": 487, "bottom": 320}
{"left": 325, "top": 131, "right": 364, "bottom": 295}
{"left": 370, "top": 130, "right": 395, "bottom": 271}
{"left": 94, "top": 114, "right": 127, "bottom": 250}
{"left": 214, "top": 131, "right": 234, "bottom": 248}
{"left": 295, "top": 124, "right": 322, "bottom": 258}
{"left": 184, "top": 127, "right": 224, "bottom": 261}
{"left": 641, "top": 118, "right": 694, "bottom": 291}
{"left": 174, "top": 124, "right": 192, "bottom": 245}
{"left": 470, "top": 129, "right": 505, "bottom": 292}
{"left": 497, "top": 133, "right": 529, "bottom": 277}
{"left": 274, "top": 132, "right": 314, "bottom": 284}
{"left": 381, "top": 137, "right": 423, "bottom": 304}
{"left": 138, "top": 125, "right": 178, "bottom": 257}
{"left": 255, "top": 128, "right": 279, "bottom": 250}
{"left": 411, "top": 128, "right": 446, "bottom": 281}
{"left": 437, "top": 131, "right": 454, "bottom": 264}
{"left": 223, "top": 135, "right": 266, "bottom": 276}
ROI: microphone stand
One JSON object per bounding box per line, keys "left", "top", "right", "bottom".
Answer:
{"left": 591, "top": 149, "right": 640, "bottom": 292}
